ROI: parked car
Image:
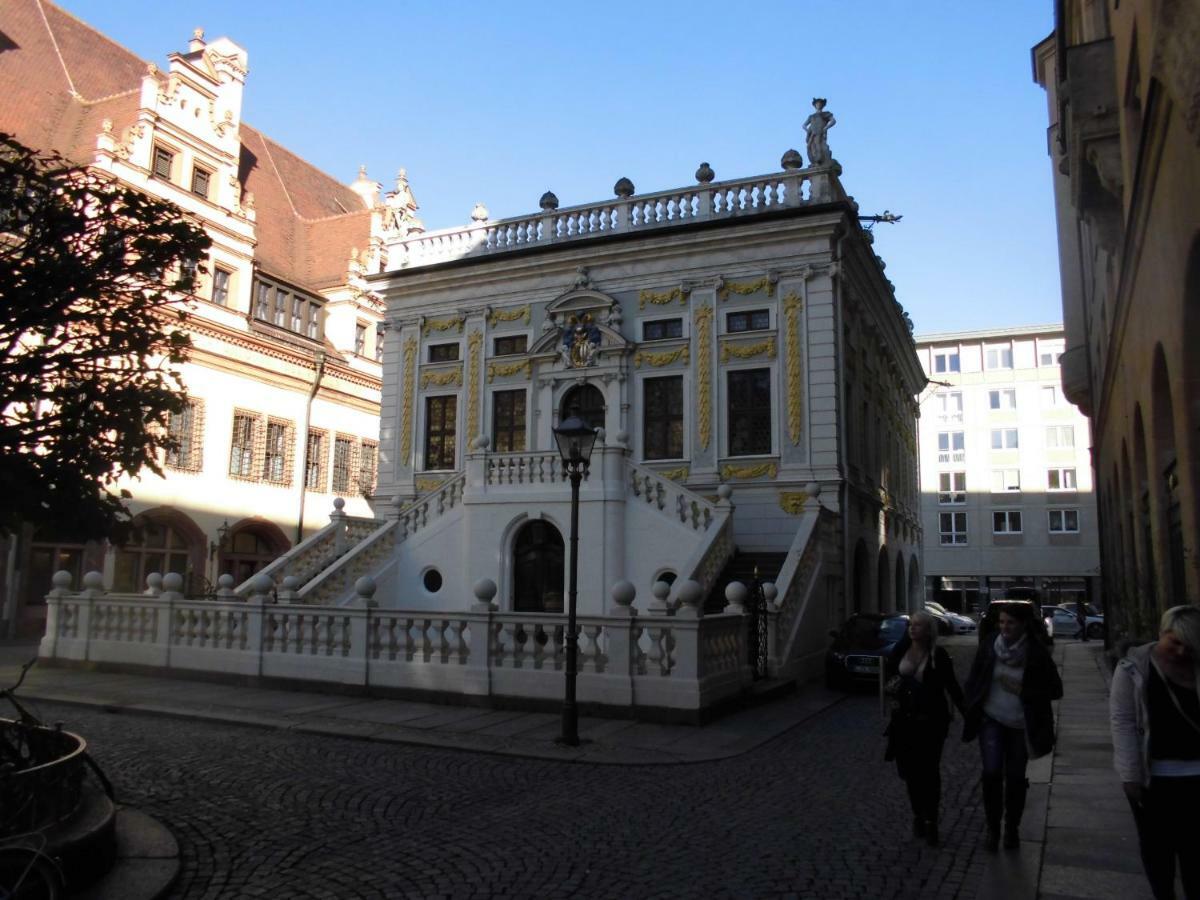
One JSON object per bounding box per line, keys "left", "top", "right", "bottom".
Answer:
{"left": 925, "top": 601, "right": 976, "bottom": 635}
{"left": 921, "top": 605, "right": 955, "bottom": 636}
{"left": 1056, "top": 602, "right": 1102, "bottom": 618}
{"left": 1042, "top": 605, "right": 1104, "bottom": 639}
{"left": 825, "top": 613, "right": 909, "bottom": 689}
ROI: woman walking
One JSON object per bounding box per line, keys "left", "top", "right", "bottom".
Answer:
{"left": 963, "top": 601, "right": 1063, "bottom": 850}
{"left": 884, "top": 611, "right": 966, "bottom": 846}
{"left": 1110, "top": 605, "right": 1200, "bottom": 900}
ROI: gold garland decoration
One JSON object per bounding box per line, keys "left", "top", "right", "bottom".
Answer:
{"left": 720, "top": 339, "right": 777, "bottom": 363}
{"left": 638, "top": 286, "right": 688, "bottom": 309}
{"left": 467, "top": 332, "right": 482, "bottom": 438}
{"left": 657, "top": 466, "right": 689, "bottom": 482}
{"left": 423, "top": 315, "right": 464, "bottom": 336}
{"left": 400, "top": 338, "right": 417, "bottom": 465}
{"left": 415, "top": 477, "right": 444, "bottom": 494}
{"left": 634, "top": 346, "right": 689, "bottom": 368}
{"left": 695, "top": 305, "right": 713, "bottom": 450}
{"left": 718, "top": 277, "right": 775, "bottom": 301}
{"left": 420, "top": 367, "right": 463, "bottom": 389}
{"left": 488, "top": 305, "right": 530, "bottom": 327}
{"left": 487, "top": 359, "right": 532, "bottom": 382}
{"left": 778, "top": 491, "right": 809, "bottom": 515}
{"left": 783, "top": 292, "right": 803, "bottom": 444}
{"left": 721, "top": 462, "right": 778, "bottom": 480}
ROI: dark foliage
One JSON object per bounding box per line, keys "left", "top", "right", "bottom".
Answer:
{"left": 0, "top": 133, "right": 211, "bottom": 539}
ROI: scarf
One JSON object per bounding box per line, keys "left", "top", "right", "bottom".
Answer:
{"left": 993, "top": 632, "right": 1028, "bottom": 667}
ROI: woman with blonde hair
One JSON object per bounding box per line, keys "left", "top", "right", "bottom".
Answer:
{"left": 1111, "top": 604, "right": 1200, "bottom": 899}
{"left": 884, "top": 610, "right": 966, "bottom": 846}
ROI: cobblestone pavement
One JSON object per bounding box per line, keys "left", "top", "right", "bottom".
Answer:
{"left": 31, "top": 652, "right": 987, "bottom": 899}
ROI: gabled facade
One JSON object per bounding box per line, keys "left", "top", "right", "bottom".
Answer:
{"left": 0, "top": 1, "right": 419, "bottom": 636}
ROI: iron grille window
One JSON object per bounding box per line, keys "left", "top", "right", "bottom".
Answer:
{"left": 355, "top": 322, "right": 367, "bottom": 356}
{"left": 332, "top": 436, "right": 355, "bottom": 493}
{"left": 642, "top": 318, "right": 683, "bottom": 341}
{"left": 190, "top": 166, "right": 211, "bottom": 198}
{"left": 229, "top": 413, "right": 257, "bottom": 478}
{"left": 358, "top": 441, "right": 378, "bottom": 495}
{"left": 166, "top": 400, "right": 204, "bottom": 472}
{"left": 263, "top": 420, "right": 292, "bottom": 485}
{"left": 727, "top": 369, "right": 771, "bottom": 456}
{"left": 255, "top": 282, "right": 271, "bottom": 320}
{"left": 375, "top": 325, "right": 386, "bottom": 362}
{"left": 429, "top": 343, "right": 459, "bottom": 363}
{"left": 212, "top": 267, "right": 231, "bottom": 306}
{"left": 492, "top": 390, "right": 526, "bottom": 453}
{"left": 726, "top": 310, "right": 770, "bottom": 333}
{"left": 424, "top": 396, "right": 457, "bottom": 470}
{"left": 493, "top": 335, "right": 527, "bottom": 356}
{"left": 643, "top": 376, "right": 683, "bottom": 459}
{"left": 304, "top": 430, "right": 327, "bottom": 492}
{"left": 152, "top": 145, "right": 173, "bottom": 180}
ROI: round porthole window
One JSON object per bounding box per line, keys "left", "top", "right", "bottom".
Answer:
{"left": 657, "top": 571, "right": 677, "bottom": 587}
{"left": 423, "top": 569, "right": 443, "bottom": 593}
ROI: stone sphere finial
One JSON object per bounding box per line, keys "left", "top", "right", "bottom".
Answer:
{"left": 724, "top": 581, "right": 748, "bottom": 607}
{"left": 52, "top": 570, "right": 74, "bottom": 591}
{"left": 781, "top": 149, "right": 803, "bottom": 170}
{"left": 717, "top": 483, "right": 733, "bottom": 501}
{"left": 611, "top": 580, "right": 636, "bottom": 608}
{"left": 473, "top": 578, "right": 498, "bottom": 603}
{"left": 805, "top": 481, "right": 821, "bottom": 499}
{"left": 762, "top": 583, "right": 779, "bottom": 604}
{"left": 145, "top": 572, "right": 164, "bottom": 592}
{"left": 217, "top": 574, "right": 235, "bottom": 590}
{"left": 471, "top": 202, "right": 489, "bottom": 222}
{"left": 594, "top": 427, "right": 606, "bottom": 445}
{"left": 250, "top": 573, "right": 273, "bottom": 594}
{"left": 391, "top": 494, "right": 405, "bottom": 510}
{"left": 332, "top": 497, "right": 346, "bottom": 512}
{"left": 83, "top": 571, "right": 105, "bottom": 591}
{"left": 539, "top": 191, "right": 559, "bottom": 211}
{"left": 675, "top": 579, "right": 704, "bottom": 617}
{"left": 162, "top": 572, "right": 184, "bottom": 593}
{"left": 282, "top": 575, "right": 301, "bottom": 591}
{"left": 613, "top": 177, "right": 635, "bottom": 198}
{"left": 695, "top": 162, "right": 715, "bottom": 184}
{"left": 354, "top": 576, "right": 377, "bottom": 600}
{"left": 614, "top": 430, "right": 630, "bottom": 446}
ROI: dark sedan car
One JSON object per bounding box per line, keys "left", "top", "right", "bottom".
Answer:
{"left": 825, "top": 613, "right": 909, "bottom": 689}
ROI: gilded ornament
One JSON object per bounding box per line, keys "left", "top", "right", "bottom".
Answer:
{"left": 721, "top": 462, "right": 778, "bottom": 480}
{"left": 778, "top": 491, "right": 809, "bottom": 515}
{"left": 421, "top": 367, "right": 464, "bottom": 389}
{"left": 487, "top": 359, "right": 531, "bottom": 382}
{"left": 695, "top": 305, "right": 713, "bottom": 450}
{"left": 720, "top": 339, "right": 777, "bottom": 363}
{"left": 400, "top": 338, "right": 417, "bottom": 465}
{"left": 488, "top": 305, "right": 531, "bottom": 327}
{"left": 638, "top": 286, "right": 688, "bottom": 309}
{"left": 423, "top": 315, "right": 465, "bottom": 336}
{"left": 783, "top": 292, "right": 803, "bottom": 444}
{"left": 467, "top": 332, "right": 482, "bottom": 436}
{"left": 415, "top": 477, "right": 443, "bottom": 494}
{"left": 634, "top": 346, "right": 689, "bottom": 368}
{"left": 717, "top": 277, "right": 774, "bottom": 301}
{"left": 657, "top": 466, "right": 690, "bottom": 482}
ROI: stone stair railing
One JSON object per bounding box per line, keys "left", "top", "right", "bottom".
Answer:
{"left": 387, "top": 165, "right": 842, "bottom": 269}
{"left": 396, "top": 472, "right": 466, "bottom": 539}
{"left": 626, "top": 461, "right": 722, "bottom": 532}
{"left": 234, "top": 498, "right": 379, "bottom": 597}
{"left": 763, "top": 484, "right": 834, "bottom": 680}
{"left": 299, "top": 519, "right": 400, "bottom": 607}
{"left": 484, "top": 451, "right": 568, "bottom": 486}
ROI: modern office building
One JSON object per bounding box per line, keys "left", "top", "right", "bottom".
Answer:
{"left": 915, "top": 325, "right": 1101, "bottom": 612}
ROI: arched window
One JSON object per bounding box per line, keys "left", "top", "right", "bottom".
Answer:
{"left": 219, "top": 523, "right": 289, "bottom": 586}
{"left": 512, "top": 520, "right": 564, "bottom": 613}
{"left": 113, "top": 514, "right": 203, "bottom": 593}
{"left": 560, "top": 384, "right": 605, "bottom": 431}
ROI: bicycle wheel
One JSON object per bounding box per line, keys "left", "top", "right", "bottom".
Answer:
{"left": 0, "top": 849, "right": 63, "bottom": 900}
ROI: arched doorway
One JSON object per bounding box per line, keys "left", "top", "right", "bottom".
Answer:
{"left": 1151, "top": 347, "right": 1186, "bottom": 605}
{"left": 513, "top": 520, "right": 565, "bottom": 613}
{"left": 560, "top": 384, "right": 605, "bottom": 431}
{"left": 877, "top": 547, "right": 891, "bottom": 613}
{"left": 219, "top": 520, "right": 290, "bottom": 585}
{"left": 852, "top": 539, "right": 869, "bottom": 613}
{"left": 113, "top": 509, "right": 205, "bottom": 593}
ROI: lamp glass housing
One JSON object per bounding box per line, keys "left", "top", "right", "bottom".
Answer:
{"left": 553, "top": 415, "right": 598, "bottom": 466}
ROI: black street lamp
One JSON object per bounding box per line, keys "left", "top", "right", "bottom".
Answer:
{"left": 552, "top": 412, "right": 599, "bottom": 746}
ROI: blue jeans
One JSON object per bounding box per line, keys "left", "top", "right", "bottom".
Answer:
{"left": 979, "top": 716, "right": 1029, "bottom": 835}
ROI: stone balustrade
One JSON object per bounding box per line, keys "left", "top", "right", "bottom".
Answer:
{"left": 397, "top": 473, "right": 465, "bottom": 538}
{"left": 386, "top": 167, "right": 836, "bottom": 269}
{"left": 38, "top": 573, "right": 753, "bottom": 717}
{"left": 627, "top": 462, "right": 720, "bottom": 532}
{"left": 484, "top": 451, "right": 566, "bottom": 486}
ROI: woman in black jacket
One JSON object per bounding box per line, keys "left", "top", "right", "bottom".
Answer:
{"left": 885, "top": 610, "right": 966, "bottom": 846}
{"left": 963, "top": 601, "right": 1063, "bottom": 851}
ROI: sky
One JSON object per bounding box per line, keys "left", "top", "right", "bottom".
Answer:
{"left": 58, "top": 0, "right": 1062, "bottom": 334}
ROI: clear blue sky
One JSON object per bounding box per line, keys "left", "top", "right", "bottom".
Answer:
{"left": 60, "top": 0, "right": 1061, "bottom": 334}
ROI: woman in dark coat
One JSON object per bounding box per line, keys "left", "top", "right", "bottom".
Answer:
{"left": 884, "top": 611, "right": 966, "bottom": 846}
{"left": 963, "top": 601, "right": 1063, "bottom": 851}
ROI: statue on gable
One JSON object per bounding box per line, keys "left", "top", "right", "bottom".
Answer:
{"left": 560, "top": 314, "right": 602, "bottom": 368}
{"left": 804, "top": 98, "right": 836, "bottom": 166}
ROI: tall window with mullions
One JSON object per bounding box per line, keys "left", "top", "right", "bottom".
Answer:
{"left": 425, "top": 396, "right": 457, "bottom": 470}
{"left": 643, "top": 376, "right": 683, "bottom": 459}
{"left": 229, "top": 413, "right": 256, "bottom": 478}
{"left": 727, "top": 369, "right": 771, "bottom": 456}
{"left": 492, "top": 390, "right": 526, "bottom": 453}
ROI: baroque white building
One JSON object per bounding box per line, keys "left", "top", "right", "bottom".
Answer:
{"left": 915, "top": 325, "right": 1101, "bottom": 610}
{"left": 40, "top": 102, "right": 924, "bottom": 717}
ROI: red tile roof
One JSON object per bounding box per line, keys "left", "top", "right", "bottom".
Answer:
{"left": 0, "top": 0, "right": 371, "bottom": 294}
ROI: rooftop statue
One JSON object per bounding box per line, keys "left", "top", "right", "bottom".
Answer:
{"left": 804, "top": 98, "right": 836, "bottom": 167}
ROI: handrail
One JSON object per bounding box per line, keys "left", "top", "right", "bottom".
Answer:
{"left": 626, "top": 461, "right": 719, "bottom": 531}
{"left": 300, "top": 519, "right": 398, "bottom": 605}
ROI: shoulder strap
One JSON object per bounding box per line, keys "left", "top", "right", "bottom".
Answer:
{"left": 1150, "top": 655, "right": 1200, "bottom": 736}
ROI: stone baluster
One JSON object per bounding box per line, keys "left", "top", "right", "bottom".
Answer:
{"left": 277, "top": 575, "right": 300, "bottom": 604}
{"left": 603, "top": 581, "right": 637, "bottom": 702}
{"left": 215, "top": 574, "right": 237, "bottom": 602}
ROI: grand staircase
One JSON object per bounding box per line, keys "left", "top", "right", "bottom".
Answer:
{"left": 704, "top": 550, "right": 788, "bottom": 614}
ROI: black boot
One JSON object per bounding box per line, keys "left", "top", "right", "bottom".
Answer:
{"left": 982, "top": 775, "right": 1003, "bottom": 851}
{"left": 1004, "top": 777, "right": 1028, "bottom": 849}
{"left": 925, "top": 817, "right": 939, "bottom": 847}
